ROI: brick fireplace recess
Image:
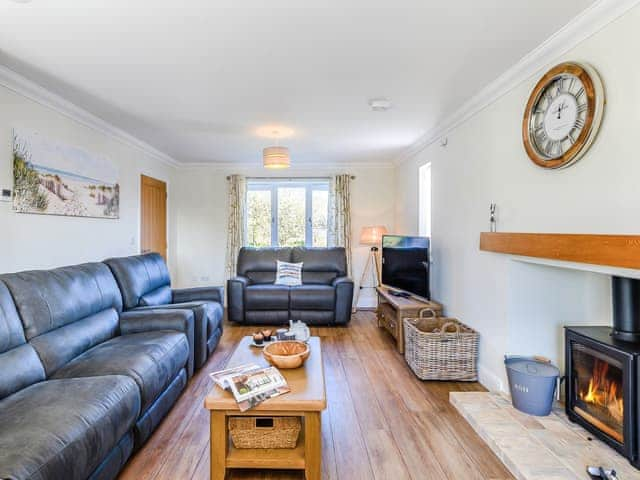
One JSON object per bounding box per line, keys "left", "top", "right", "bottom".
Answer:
{"left": 565, "top": 276, "right": 640, "bottom": 469}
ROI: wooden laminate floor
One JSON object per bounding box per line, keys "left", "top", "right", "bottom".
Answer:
{"left": 118, "top": 311, "right": 514, "bottom": 480}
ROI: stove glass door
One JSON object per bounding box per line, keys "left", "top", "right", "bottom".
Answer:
{"left": 571, "top": 342, "right": 624, "bottom": 444}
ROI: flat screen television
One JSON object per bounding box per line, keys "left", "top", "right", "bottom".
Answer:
{"left": 381, "top": 235, "right": 430, "bottom": 300}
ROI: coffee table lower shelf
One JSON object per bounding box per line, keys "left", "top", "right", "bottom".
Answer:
{"left": 226, "top": 429, "right": 306, "bottom": 470}
{"left": 210, "top": 410, "right": 321, "bottom": 480}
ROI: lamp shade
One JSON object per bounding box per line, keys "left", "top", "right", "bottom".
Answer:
{"left": 360, "top": 225, "right": 388, "bottom": 246}
{"left": 263, "top": 146, "right": 290, "bottom": 169}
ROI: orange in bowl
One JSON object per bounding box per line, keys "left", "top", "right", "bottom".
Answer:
{"left": 263, "top": 341, "right": 310, "bottom": 369}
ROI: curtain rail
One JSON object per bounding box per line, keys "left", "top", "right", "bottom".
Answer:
{"left": 226, "top": 175, "right": 355, "bottom": 181}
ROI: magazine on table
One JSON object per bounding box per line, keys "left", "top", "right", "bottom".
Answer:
{"left": 209, "top": 363, "right": 290, "bottom": 411}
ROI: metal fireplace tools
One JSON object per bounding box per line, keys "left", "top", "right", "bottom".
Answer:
{"left": 587, "top": 466, "right": 618, "bottom": 479}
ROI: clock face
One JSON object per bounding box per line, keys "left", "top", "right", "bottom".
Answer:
{"left": 530, "top": 75, "right": 587, "bottom": 159}
{"left": 522, "top": 62, "right": 604, "bottom": 169}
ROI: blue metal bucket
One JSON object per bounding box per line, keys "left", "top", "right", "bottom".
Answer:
{"left": 504, "top": 356, "right": 559, "bottom": 416}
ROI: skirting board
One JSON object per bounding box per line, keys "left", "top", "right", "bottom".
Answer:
{"left": 478, "top": 364, "right": 506, "bottom": 393}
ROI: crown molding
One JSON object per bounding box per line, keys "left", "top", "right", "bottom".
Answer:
{"left": 180, "top": 160, "right": 395, "bottom": 170}
{"left": 394, "top": 0, "right": 640, "bottom": 166}
{"left": 0, "top": 64, "right": 180, "bottom": 168}
{"left": 0, "top": 63, "right": 395, "bottom": 171}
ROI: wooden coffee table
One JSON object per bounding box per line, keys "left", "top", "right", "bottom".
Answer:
{"left": 204, "top": 336, "right": 326, "bottom": 480}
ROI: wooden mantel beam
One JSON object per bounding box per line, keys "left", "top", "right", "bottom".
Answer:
{"left": 479, "top": 232, "right": 640, "bottom": 270}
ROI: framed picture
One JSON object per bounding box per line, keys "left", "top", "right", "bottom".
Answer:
{"left": 12, "top": 129, "right": 120, "bottom": 219}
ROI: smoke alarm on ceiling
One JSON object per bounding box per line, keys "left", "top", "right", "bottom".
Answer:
{"left": 368, "top": 98, "right": 392, "bottom": 112}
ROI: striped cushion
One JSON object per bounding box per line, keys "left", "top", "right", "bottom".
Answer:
{"left": 274, "top": 261, "right": 303, "bottom": 286}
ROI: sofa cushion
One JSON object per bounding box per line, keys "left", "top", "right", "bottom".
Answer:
{"left": 139, "top": 285, "right": 173, "bottom": 307}
{"left": 134, "top": 300, "right": 222, "bottom": 369}
{"left": 104, "top": 253, "right": 171, "bottom": 310}
{"left": 0, "top": 281, "right": 46, "bottom": 400}
{"left": 290, "top": 285, "right": 335, "bottom": 310}
{"left": 52, "top": 331, "right": 188, "bottom": 414}
{"left": 0, "top": 263, "right": 123, "bottom": 377}
{"left": 237, "top": 248, "right": 292, "bottom": 284}
{"left": 245, "top": 284, "right": 290, "bottom": 310}
{"left": 0, "top": 375, "right": 140, "bottom": 480}
{"left": 290, "top": 310, "right": 335, "bottom": 325}
{"left": 0, "top": 263, "right": 123, "bottom": 340}
{"left": 31, "top": 309, "right": 120, "bottom": 378}
{"left": 291, "top": 247, "right": 347, "bottom": 284}
{"left": 245, "top": 310, "right": 290, "bottom": 325}
{"left": 275, "top": 260, "right": 303, "bottom": 286}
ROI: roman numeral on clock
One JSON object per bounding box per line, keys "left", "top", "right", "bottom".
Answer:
{"left": 575, "top": 117, "right": 585, "bottom": 129}
{"left": 537, "top": 129, "right": 548, "bottom": 144}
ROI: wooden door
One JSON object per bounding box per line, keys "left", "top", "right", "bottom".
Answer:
{"left": 140, "top": 175, "right": 167, "bottom": 259}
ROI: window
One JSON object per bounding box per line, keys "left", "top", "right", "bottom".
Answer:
{"left": 419, "top": 163, "right": 431, "bottom": 237}
{"left": 246, "top": 179, "right": 329, "bottom": 248}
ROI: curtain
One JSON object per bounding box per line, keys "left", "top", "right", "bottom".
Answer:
{"left": 225, "top": 174, "right": 246, "bottom": 279}
{"left": 328, "top": 174, "right": 353, "bottom": 276}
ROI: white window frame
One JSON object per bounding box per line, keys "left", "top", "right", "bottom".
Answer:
{"left": 418, "top": 163, "right": 431, "bottom": 237}
{"left": 246, "top": 179, "right": 330, "bottom": 247}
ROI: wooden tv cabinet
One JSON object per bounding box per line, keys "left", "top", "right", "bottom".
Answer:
{"left": 376, "top": 286, "right": 442, "bottom": 354}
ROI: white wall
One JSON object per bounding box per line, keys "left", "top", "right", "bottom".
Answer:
{"left": 0, "top": 83, "right": 176, "bottom": 274}
{"left": 173, "top": 164, "right": 396, "bottom": 307}
{"left": 394, "top": 6, "right": 640, "bottom": 391}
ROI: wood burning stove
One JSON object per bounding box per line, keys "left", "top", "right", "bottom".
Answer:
{"left": 565, "top": 276, "right": 640, "bottom": 469}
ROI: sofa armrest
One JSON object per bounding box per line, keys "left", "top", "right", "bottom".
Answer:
{"left": 332, "top": 276, "right": 354, "bottom": 325}
{"left": 119, "top": 309, "right": 195, "bottom": 378}
{"left": 227, "top": 276, "right": 249, "bottom": 323}
{"left": 332, "top": 276, "right": 353, "bottom": 287}
{"left": 172, "top": 286, "right": 224, "bottom": 304}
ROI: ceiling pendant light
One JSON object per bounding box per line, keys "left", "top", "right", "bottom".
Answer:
{"left": 263, "top": 146, "right": 290, "bottom": 169}
{"left": 262, "top": 128, "right": 291, "bottom": 169}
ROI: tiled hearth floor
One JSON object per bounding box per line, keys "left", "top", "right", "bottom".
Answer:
{"left": 451, "top": 392, "right": 640, "bottom": 480}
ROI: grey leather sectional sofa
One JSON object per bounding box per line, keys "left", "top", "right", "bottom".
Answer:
{"left": 104, "top": 253, "right": 224, "bottom": 370}
{"left": 227, "top": 247, "right": 354, "bottom": 325}
{"left": 0, "top": 255, "right": 224, "bottom": 480}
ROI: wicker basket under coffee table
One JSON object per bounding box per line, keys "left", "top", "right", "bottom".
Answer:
{"left": 404, "top": 309, "right": 479, "bottom": 381}
{"left": 205, "top": 336, "right": 326, "bottom": 480}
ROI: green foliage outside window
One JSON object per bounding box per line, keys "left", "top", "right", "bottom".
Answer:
{"left": 247, "top": 190, "right": 271, "bottom": 247}
{"left": 246, "top": 183, "right": 329, "bottom": 248}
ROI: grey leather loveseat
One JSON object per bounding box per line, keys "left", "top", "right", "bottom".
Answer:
{"left": 104, "top": 253, "right": 224, "bottom": 370}
{"left": 0, "top": 261, "right": 194, "bottom": 480}
{"left": 227, "top": 247, "right": 354, "bottom": 325}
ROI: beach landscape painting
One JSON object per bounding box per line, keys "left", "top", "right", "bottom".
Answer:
{"left": 13, "top": 129, "right": 120, "bottom": 219}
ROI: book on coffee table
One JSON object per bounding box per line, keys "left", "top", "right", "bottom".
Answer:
{"left": 209, "top": 363, "right": 290, "bottom": 412}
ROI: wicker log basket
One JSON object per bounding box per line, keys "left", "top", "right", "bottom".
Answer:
{"left": 229, "top": 416, "right": 301, "bottom": 449}
{"left": 404, "top": 308, "right": 479, "bottom": 381}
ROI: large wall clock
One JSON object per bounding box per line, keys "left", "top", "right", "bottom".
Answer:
{"left": 522, "top": 62, "right": 605, "bottom": 169}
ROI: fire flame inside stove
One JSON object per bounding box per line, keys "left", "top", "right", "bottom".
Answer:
{"left": 579, "top": 360, "right": 624, "bottom": 424}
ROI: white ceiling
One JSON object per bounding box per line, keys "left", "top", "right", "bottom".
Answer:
{"left": 0, "top": 0, "right": 596, "bottom": 166}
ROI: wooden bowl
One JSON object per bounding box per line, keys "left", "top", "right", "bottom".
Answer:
{"left": 263, "top": 341, "right": 310, "bottom": 369}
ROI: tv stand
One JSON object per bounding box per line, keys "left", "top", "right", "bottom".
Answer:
{"left": 376, "top": 286, "right": 442, "bottom": 354}
{"left": 387, "top": 289, "right": 411, "bottom": 298}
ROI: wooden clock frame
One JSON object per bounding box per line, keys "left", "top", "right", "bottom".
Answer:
{"left": 522, "top": 62, "right": 605, "bottom": 169}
